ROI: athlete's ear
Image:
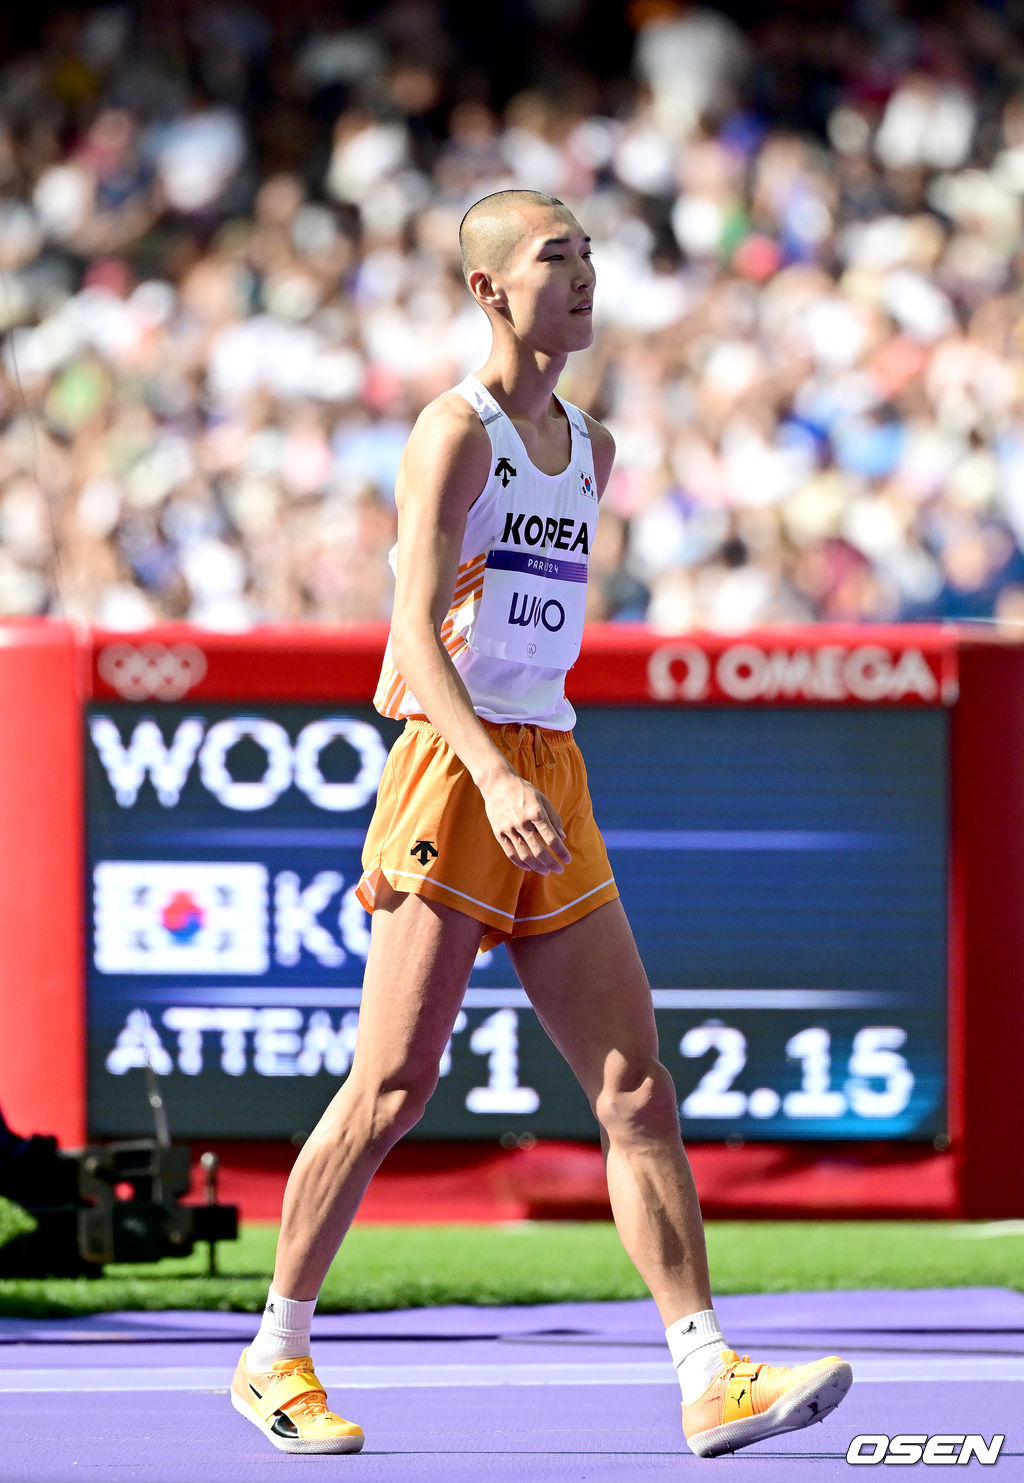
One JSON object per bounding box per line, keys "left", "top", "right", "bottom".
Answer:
{"left": 468, "top": 268, "right": 507, "bottom": 314}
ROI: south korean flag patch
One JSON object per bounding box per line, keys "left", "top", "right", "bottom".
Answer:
{"left": 579, "top": 469, "right": 596, "bottom": 499}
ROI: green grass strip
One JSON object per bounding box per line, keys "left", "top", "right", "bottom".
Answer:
{"left": 0, "top": 1197, "right": 37, "bottom": 1250}
{"left": 1, "top": 1220, "right": 1022, "bottom": 1319}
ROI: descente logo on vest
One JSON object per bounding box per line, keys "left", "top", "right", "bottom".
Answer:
{"left": 500, "top": 511, "right": 591, "bottom": 555}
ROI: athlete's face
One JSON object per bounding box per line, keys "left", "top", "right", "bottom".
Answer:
{"left": 496, "top": 206, "right": 596, "bottom": 354}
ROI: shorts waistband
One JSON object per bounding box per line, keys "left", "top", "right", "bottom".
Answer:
{"left": 479, "top": 719, "right": 574, "bottom": 750}
{"left": 404, "top": 715, "right": 573, "bottom": 766}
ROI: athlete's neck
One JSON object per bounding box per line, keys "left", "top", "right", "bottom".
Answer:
{"left": 473, "top": 345, "right": 568, "bottom": 427}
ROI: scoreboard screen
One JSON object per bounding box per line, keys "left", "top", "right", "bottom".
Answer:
{"left": 85, "top": 702, "right": 948, "bottom": 1143}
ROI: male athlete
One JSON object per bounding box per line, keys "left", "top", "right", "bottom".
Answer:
{"left": 230, "top": 189, "right": 853, "bottom": 1459}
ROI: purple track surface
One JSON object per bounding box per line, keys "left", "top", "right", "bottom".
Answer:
{"left": 4, "top": 1289, "right": 1022, "bottom": 1482}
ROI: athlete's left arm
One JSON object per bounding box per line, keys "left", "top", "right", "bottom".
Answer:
{"left": 584, "top": 415, "right": 616, "bottom": 500}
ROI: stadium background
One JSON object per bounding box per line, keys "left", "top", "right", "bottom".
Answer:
{"left": 1, "top": 0, "right": 1024, "bottom": 632}
{"left": 1, "top": 0, "right": 1024, "bottom": 1249}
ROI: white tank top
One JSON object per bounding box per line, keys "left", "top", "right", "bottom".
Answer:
{"left": 374, "top": 373, "right": 598, "bottom": 729}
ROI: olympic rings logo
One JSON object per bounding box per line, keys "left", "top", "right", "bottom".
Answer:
{"left": 97, "top": 642, "right": 208, "bottom": 700}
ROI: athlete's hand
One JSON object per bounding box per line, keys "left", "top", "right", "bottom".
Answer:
{"left": 481, "top": 772, "right": 572, "bottom": 874}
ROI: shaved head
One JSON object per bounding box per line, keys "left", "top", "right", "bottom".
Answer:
{"left": 459, "top": 189, "right": 566, "bottom": 280}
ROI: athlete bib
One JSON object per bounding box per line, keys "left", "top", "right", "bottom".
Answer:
{"left": 374, "top": 374, "right": 599, "bottom": 728}
{"left": 452, "top": 377, "right": 596, "bottom": 670}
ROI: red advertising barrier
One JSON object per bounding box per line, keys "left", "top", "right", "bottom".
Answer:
{"left": 2, "top": 620, "right": 1023, "bottom": 1218}
{"left": 0, "top": 622, "right": 85, "bottom": 1148}
{"left": 85, "top": 621, "right": 959, "bottom": 706}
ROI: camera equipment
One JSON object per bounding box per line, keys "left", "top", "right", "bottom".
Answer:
{"left": 0, "top": 1068, "right": 237, "bottom": 1277}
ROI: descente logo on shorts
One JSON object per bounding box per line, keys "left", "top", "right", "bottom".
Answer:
{"left": 500, "top": 511, "right": 590, "bottom": 554}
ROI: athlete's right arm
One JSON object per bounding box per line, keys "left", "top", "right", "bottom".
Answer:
{"left": 389, "top": 397, "right": 571, "bottom": 875}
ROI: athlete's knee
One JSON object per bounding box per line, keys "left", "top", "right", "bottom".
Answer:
{"left": 323, "top": 1065, "right": 439, "bottom": 1153}
{"left": 355, "top": 1064, "right": 438, "bottom": 1146}
{"left": 593, "top": 1053, "right": 680, "bottom": 1144}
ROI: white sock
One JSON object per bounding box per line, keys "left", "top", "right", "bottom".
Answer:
{"left": 666, "top": 1309, "right": 729, "bottom": 1404}
{"left": 247, "top": 1287, "right": 318, "bottom": 1369}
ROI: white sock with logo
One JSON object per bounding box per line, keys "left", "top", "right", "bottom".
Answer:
{"left": 666, "top": 1309, "right": 729, "bottom": 1404}
{"left": 247, "top": 1287, "right": 317, "bottom": 1370}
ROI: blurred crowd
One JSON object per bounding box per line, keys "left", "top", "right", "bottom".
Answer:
{"left": 3, "top": 0, "right": 1024, "bottom": 631}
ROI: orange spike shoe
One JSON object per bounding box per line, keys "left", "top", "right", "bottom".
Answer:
{"left": 230, "top": 1348, "right": 364, "bottom": 1455}
{"left": 682, "top": 1348, "right": 853, "bottom": 1458}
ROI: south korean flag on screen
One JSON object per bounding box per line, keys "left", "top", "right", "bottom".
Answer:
{"left": 93, "top": 861, "right": 268, "bottom": 974}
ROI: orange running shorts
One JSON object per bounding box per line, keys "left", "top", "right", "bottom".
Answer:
{"left": 355, "top": 718, "right": 619, "bottom": 951}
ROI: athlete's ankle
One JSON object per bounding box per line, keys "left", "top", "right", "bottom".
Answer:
{"left": 667, "top": 1310, "right": 728, "bottom": 1403}
{"left": 247, "top": 1287, "right": 317, "bottom": 1369}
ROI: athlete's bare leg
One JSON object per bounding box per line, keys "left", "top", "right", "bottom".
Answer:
{"left": 271, "top": 892, "right": 484, "bottom": 1299}
{"left": 509, "top": 899, "right": 712, "bottom": 1327}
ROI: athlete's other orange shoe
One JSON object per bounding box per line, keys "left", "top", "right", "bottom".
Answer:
{"left": 682, "top": 1348, "right": 853, "bottom": 1458}
{"left": 230, "top": 1348, "right": 364, "bottom": 1454}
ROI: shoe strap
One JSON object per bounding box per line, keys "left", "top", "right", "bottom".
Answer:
{"left": 250, "top": 1369, "right": 325, "bottom": 1424}
{"left": 724, "top": 1364, "right": 760, "bottom": 1420}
